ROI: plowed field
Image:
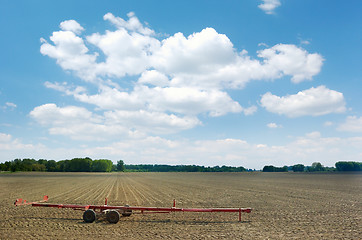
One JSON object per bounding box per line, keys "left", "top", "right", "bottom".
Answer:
{"left": 0, "top": 172, "right": 361, "bottom": 239}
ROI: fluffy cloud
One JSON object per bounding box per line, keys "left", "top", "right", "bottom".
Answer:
{"left": 40, "top": 31, "right": 98, "bottom": 81}
{"left": 258, "top": 0, "right": 281, "bottom": 14}
{"left": 40, "top": 13, "right": 323, "bottom": 87}
{"left": 30, "top": 103, "right": 100, "bottom": 126}
{"left": 38, "top": 12, "right": 324, "bottom": 139}
{"left": 86, "top": 27, "right": 159, "bottom": 78}
{"left": 138, "top": 70, "right": 169, "bottom": 87}
{"left": 257, "top": 44, "right": 324, "bottom": 83}
{"left": 260, "top": 86, "right": 346, "bottom": 117}
{"left": 105, "top": 110, "right": 201, "bottom": 134}
{"left": 0, "top": 133, "right": 37, "bottom": 154}
{"left": 29, "top": 104, "right": 118, "bottom": 141}
{"left": 75, "top": 85, "right": 144, "bottom": 111}
{"left": 152, "top": 28, "right": 235, "bottom": 75}
{"left": 45, "top": 83, "right": 244, "bottom": 117}
{"left": 338, "top": 116, "right": 362, "bottom": 132}
{"left": 243, "top": 105, "right": 258, "bottom": 116}
{"left": 60, "top": 20, "right": 84, "bottom": 35}
{"left": 29, "top": 103, "right": 201, "bottom": 139}
{"left": 103, "top": 12, "right": 155, "bottom": 36}
{"left": 134, "top": 86, "right": 243, "bottom": 117}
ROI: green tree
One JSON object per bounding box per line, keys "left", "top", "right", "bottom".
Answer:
{"left": 10, "top": 159, "right": 23, "bottom": 172}
{"left": 308, "top": 162, "right": 325, "bottom": 172}
{"left": 45, "top": 160, "right": 57, "bottom": 172}
{"left": 117, "top": 160, "right": 125, "bottom": 171}
{"left": 22, "top": 158, "right": 37, "bottom": 171}
{"left": 37, "top": 159, "right": 48, "bottom": 165}
{"left": 0, "top": 161, "right": 12, "bottom": 171}
{"left": 292, "top": 164, "right": 305, "bottom": 172}
{"left": 56, "top": 160, "right": 71, "bottom": 172}
{"left": 0, "top": 163, "right": 6, "bottom": 171}
{"left": 92, "top": 159, "right": 113, "bottom": 172}
{"left": 111, "top": 164, "right": 117, "bottom": 171}
{"left": 69, "top": 158, "right": 92, "bottom": 172}
{"left": 263, "top": 165, "right": 288, "bottom": 172}
{"left": 335, "top": 161, "right": 361, "bottom": 171}
{"left": 263, "top": 165, "right": 275, "bottom": 172}
{"left": 32, "top": 163, "right": 46, "bottom": 171}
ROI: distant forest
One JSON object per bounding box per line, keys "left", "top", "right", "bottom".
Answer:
{"left": 263, "top": 161, "right": 362, "bottom": 172}
{"left": 124, "top": 164, "right": 247, "bottom": 172}
{"left": 0, "top": 158, "right": 246, "bottom": 172}
{"left": 0, "top": 158, "right": 117, "bottom": 172}
{"left": 0, "top": 158, "right": 361, "bottom": 172}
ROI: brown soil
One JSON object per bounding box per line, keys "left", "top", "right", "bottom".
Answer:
{"left": 0, "top": 172, "right": 361, "bottom": 239}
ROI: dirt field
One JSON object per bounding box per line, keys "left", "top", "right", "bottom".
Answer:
{"left": 0, "top": 172, "right": 361, "bottom": 239}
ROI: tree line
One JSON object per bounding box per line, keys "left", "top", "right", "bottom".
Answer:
{"left": 0, "top": 158, "right": 246, "bottom": 172}
{"left": 1, "top": 158, "right": 361, "bottom": 173}
{"left": 124, "top": 164, "right": 247, "bottom": 172}
{"left": 263, "top": 161, "right": 362, "bottom": 172}
{"left": 0, "top": 158, "right": 125, "bottom": 172}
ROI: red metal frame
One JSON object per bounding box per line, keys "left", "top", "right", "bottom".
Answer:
{"left": 15, "top": 196, "right": 252, "bottom": 223}
{"left": 14, "top": 195, "right": 48, "bottom": 206}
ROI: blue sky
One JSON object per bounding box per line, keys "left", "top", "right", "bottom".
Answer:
{"left": 1, "top": 0, "right": 362, "bottom": 169}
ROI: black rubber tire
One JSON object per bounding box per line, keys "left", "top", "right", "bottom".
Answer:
{"left": 122, "top": 205, "right": 132, "bottom": 217}
{"left": 106, "top": 210, "right": 120, "bottom": 224}
{"left": 83, "top": 209, "right": 96, "bottom": 223}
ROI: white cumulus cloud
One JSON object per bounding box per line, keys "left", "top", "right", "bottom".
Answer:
{"left": 105, "top": 110, "right": 201, "bottom": 134}
{"left": 29, "top": 103, "right": 201, "bottom": 139}
{"left": 29, "top": 104, "right": 122, "bottom": 141}
{"left": 138, "top": 70, "right": 170, "bottom": 87}
{"left": 38, "top": 12, "right": 325, "bottom": 139}
{"left": 152, "top": 28, "right": 235, "bottom": 75}
{"left": 103, "top": 12, "right": 155, "bottom": 36}
{"left": 60, "top": 20, "right": 84, "bottom": 35}
{"left": 40, "top": 13, "right": 324, "bottom": 87}
{"left": 338, "top": 116, "right": 362, "bottom": 132}
{"left": 257, "top": 44, "right": 324, "bottom": 83}
{"left": 135, "top": 86, "right": 243, "bottom": 117}
{"left": 40, "top": 31, "right": 98, "bottom": 81}
{"left": 243, "top": 105, "right": 258, "bottom": 116}
{"left": 260, "top": 86, "right": 346, "bottom": 117}
{"left": 258, "top": 0, "right": 281, "bottom": 14}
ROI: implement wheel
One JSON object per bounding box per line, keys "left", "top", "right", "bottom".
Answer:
{"left": 83, "top": 209, "right": 96, "bottom": 223}
{"left": 122, "top": 205, "right": 132, "bottom": 217}
{"left": 106, "top": 210, "right": 120, "bottom": 224}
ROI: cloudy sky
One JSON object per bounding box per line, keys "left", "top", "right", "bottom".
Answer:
{"left": 1, "top": 0, "right": 362, "bottom": 169}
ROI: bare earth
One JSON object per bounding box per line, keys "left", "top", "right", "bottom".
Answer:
{"left": 0, "top": 172, "right": 361, "bottom": 239}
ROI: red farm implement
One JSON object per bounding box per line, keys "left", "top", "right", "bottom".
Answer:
{"left": 15, "top": 196, "right": 252, "bottom": 224}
